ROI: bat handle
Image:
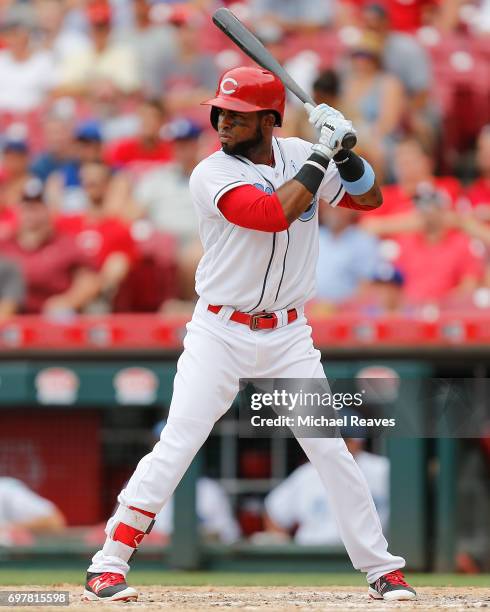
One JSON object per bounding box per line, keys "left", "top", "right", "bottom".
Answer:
{"left": 341, "top": 133, "right": 357, "bottom": 150}
{"left": 304, "top": 96, "right": 357, "bottom": 150}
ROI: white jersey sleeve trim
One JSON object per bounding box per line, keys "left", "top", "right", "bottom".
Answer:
{"left": 190, "top": 154, "right": 251, "bottom": 220}
{"left": 213, "top": 180, "right": 249, "bottom": 210}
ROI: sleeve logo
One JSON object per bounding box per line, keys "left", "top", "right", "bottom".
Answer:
{"left": 299, "top": 196, "right": 318, "bottom": 222}
{"left": 253, "top": 182, "right": 273, "bottom": 195}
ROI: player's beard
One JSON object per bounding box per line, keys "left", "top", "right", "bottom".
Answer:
{"left": 222, "top": 124, "right": 264, "bottom": 157}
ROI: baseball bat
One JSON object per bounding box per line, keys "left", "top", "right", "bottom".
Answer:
{"left": 212, "top": 8, "right": 357, "bottom": 150}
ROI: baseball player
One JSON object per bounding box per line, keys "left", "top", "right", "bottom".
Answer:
{"left": 83, "top": 67, "right": 416, "bottom": 603}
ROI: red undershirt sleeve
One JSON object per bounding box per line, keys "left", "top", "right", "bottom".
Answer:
{"left": 217, "top": 185, "right": 290, "bottom": 232}
{"left": 336, "top": 193, "right": 377, "bottom": 211}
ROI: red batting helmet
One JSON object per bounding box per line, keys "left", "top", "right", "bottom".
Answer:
{"left": 201, "top": 67, "right": 286, "bottom": 130}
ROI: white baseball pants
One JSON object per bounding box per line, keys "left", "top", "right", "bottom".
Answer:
{"left": 89, "top": 299, "right": 405, "bottom": 582}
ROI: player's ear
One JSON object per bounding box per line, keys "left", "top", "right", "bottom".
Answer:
{"left": 261, "top": 112, "right": 276, "bottom": 129}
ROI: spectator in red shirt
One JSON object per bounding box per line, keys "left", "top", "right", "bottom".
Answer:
{"left": 395, "top": 188, "right": 484, "bottom": 305}
{"left": 340, "top": 0, "right": 438, "bottom": 32}
{"left": 103, "top": 99, "right": 173, "bottom": 169}
{"left": 362, "top": 137, "right": 463, "bottom": 235}
{"left": 443, "top": 126, "right": 490, "bottom": 286}
{"left": 384, "top": 0, "right": 439, "bottom": 32}
{"left": 0, "top": 202, "right": 17, "bottom": 242}
{"left": 57, "top": 161, "right": 138, "bottom": 310}
{"left": 0, "top": 178, "right": 100, "bottom": 315}
{"left": 466, "top": 125, "right": 490, "bottom": 222}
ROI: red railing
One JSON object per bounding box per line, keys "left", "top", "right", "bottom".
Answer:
{"left": 0, "top": 311, "right": 488, "bottom": 351}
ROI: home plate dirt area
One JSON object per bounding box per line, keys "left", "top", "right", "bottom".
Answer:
{"left": 7, "top": 585, "right": 490, "bottom": 611}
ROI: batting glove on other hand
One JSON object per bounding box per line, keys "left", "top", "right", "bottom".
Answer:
{"left": 312, "top": 119, "right": 357, "bottom": 159}
{"left": 304, "top": 102, "right": 345, "bottom": 129}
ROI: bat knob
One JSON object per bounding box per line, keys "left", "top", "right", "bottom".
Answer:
{"left": 341, "top": 132, "right": 357, "bottom": 150}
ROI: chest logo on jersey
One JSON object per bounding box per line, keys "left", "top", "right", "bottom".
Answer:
{"left": 220, "top": 77, "right": 238, "bottom": 94}
{"left": 253, "top": 182, "right": 274, "bottom": 195}
{"left": 299, "top": 196, "right": 318, "bottom": 222}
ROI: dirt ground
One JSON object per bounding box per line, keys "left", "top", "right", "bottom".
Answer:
{"left": 2, "top": 585, "right": 489, "bottom": 612}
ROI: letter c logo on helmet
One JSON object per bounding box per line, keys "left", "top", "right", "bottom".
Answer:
{"left": 220, "top": 77, "right": 238, "bottom": 95}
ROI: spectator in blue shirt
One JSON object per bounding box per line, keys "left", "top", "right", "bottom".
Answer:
{"left": 43, "top": 120, "right": 103, "bottom": 214}
{"left": 316, "top": 203, "right": 381, "bottom": 304}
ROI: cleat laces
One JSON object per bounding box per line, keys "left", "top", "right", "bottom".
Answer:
{"left": 384, "top": 570, "right": 410, "bottom": 587}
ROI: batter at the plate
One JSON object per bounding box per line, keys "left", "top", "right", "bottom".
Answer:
{"left": 82, "top": 66, "right": 416, "bottom": 603}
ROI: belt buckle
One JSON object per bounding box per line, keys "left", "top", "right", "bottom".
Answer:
{"left": 250, "top": 312, "right": 274, "bottom": 330}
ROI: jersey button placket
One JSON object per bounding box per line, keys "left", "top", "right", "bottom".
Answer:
{"left": 262, "top": 231, "right": 288, "bottom": 309}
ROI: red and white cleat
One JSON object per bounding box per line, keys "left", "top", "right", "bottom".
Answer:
{"left": 368, "top": 570, "right": 417, "bottom": 601}
{"left": 82, "top": 572, "right": 138, "bottom": 602}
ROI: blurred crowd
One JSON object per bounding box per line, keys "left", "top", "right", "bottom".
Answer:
{"left": 0, "top": 0, "right": 489, "bottom": 319}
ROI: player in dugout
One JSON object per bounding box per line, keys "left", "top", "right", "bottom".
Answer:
{"left": 82, "top": 67, "right": 416, "bottom": 603}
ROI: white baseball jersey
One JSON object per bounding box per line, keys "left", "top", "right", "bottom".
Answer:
{"left": 189, "top": 136, "right": 345, "bottom": 312}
